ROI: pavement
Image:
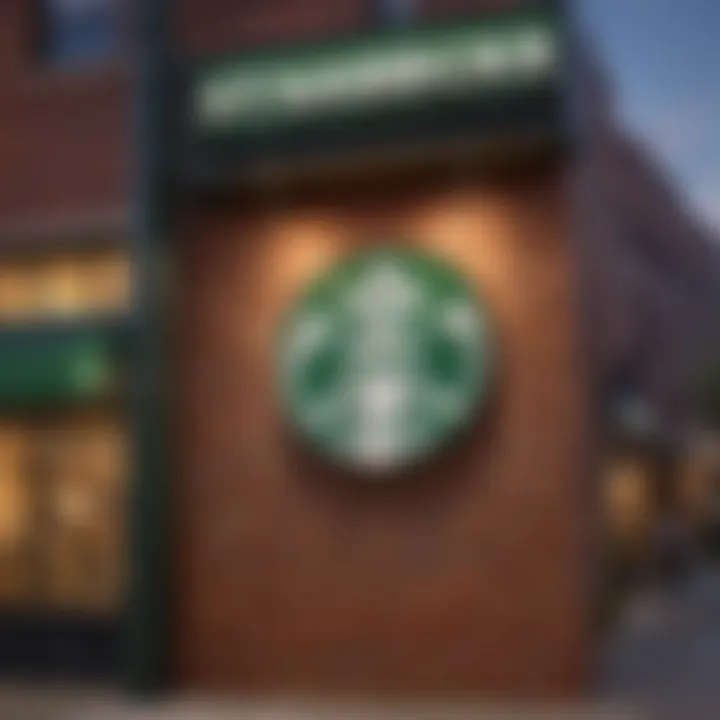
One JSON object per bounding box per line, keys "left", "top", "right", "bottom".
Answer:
{"left": 0, "top": 687, "right": 647, "bottom": 720}
{"left": 5, "top": 565, "right": 720, "bottom": 719}
{"left": 598, "top": 560, "right": 720, "bottom": 718}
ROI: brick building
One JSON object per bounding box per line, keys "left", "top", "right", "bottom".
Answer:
{"left": 575, "top": 41, "right": 720, "bottom": 433}
{"left": 0, "top": 0, "right": 716, "bottom": 701}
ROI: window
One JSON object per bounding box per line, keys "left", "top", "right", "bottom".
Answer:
{"left": 0, "top": 415, "right": 128, "bottom": 613}
{"left": 40, "top": 0, "right": 119, "bottom": 70}
{"left": 0, "top": 251, "right": 132, "bottom": 323}
{"left": 375, "top": 0, "right": 417, "bottom": 28}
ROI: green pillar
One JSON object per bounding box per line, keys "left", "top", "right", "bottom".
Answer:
{"left": 125, "top": 0, "right": 175, "bottom": 694}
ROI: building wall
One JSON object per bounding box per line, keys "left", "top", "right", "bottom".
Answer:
{"left": 172, "top": 166, "right": 594, "bottom": 696}
{"left": 177, "top": 0, "right": 533, "bottom": 54}
{"left": 573, "top": 36, "right": 720, "bottom": 432}
{"left": 0, "top": 0, "right": 535, "bottom": 230}
{"left": 2, "top": 0, "right": 717, "bottom": 693}
{"left": 599, "top": 134, "right": 720, "bottom": 423}
{"left": 0, "top": 2, "right": 133, "bottom": 680}
{"left": 0, "top": 0, "right": 129, "bottom": 230}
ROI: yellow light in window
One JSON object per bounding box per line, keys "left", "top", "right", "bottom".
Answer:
{"left": 78, "top": 254, "right": 132, "bottom": 314}
{"left": 0, "top": 426, "right": 29, "bottom": 549}
{"left": 33, "top": 257, "right": 84, "bottom": 317}
{"left": 0, "top": 265, "right": 34, "bottom": 321}
{"left": 0, "top": 251, "right": 132, "bottom": 323}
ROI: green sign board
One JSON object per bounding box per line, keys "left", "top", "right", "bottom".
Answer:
{"left": 0, "top": 335, "right": 116, "bottom": 409}
{"left": 193, "top": 11, "right": 559, "bottom": 133}
{"left": 186, "top": 7, "right": 564, "bottom": 177}
{"left": 277, "top": 247, "right": 494, "bottom": 474}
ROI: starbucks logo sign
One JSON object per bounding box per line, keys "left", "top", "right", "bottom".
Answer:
{"left": 277, "top": 247, "right": 494, "bottom": 474}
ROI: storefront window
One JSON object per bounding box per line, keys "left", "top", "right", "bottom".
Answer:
{"left": 0, "top": 252, "right": 131, "bottom": 324}
{"left": 0, "top": 425, "right": 32, "bottom": 604}
{"left": 604, "top": 454, "right": 653, "bottom": 547}
{"left": 0, "top": 414, "right": 127, "bottom": 614}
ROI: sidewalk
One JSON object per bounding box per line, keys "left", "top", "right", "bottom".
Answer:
{"left": 5, "top": 568, "right": 720, "bottom": 718}
{"left": 598, "top": 560, "right": 720, "bottom": 717}
{"left": 0, "top": 684, "right": 644, "bottom": 720}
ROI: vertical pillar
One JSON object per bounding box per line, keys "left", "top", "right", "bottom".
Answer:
{"left": 125, "top": 0, "right": 174, "bottom": 694}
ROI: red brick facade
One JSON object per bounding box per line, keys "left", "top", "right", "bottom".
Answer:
{"left": 0, "top": 0, "right": 530, "bottom": 230}
{"left": 574, "top": 41, "right": 720, "bottom": 432}
{"left": 0, "top": 1, "right": 129, "bottom": 230}
{"left": 169, "top": 0, "right": 596, "bottom": 696}
{"left": 0, "top": 0, "right": 717, "bottom": 699}
{"left": 173, "top": 168, "right": 594, "bottom": 696}
{"left": 177, "top": 0, "right": 530, "bottom": 55}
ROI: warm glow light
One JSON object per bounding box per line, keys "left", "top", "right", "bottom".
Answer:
{"left": 264, "top": 216, "right": 342, "bottom": 312}
{"left": 409, "top": 192, "right": 518, "bottom": 305}
{"left": 604, "top": 457, "right": 652, "bottom": 541}
{"left": 0, "top": 426, "right": 28, "bottom": 549}
{"left": 0, "top": 252, "right": 131, "bottom": 323}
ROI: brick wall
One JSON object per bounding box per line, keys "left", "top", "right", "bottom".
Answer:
{"left": 0, "top": 1, "right": 129, "bottom": 229}
{"left": 177, "top": 0, "right": 534, "bottom": 55}
{"left": 177, "top": 0, "right": 364, "bottom": 56}
{"left": 0, "top": 0, "right": 533, "bottom": 229}
{"left": 0, "top": 0, "right": 601, "bottom": 696}
{"left": 172, "top": 165, "right": 594, "bottom": 697}
{"left": 0, "top": 0, "right": 545, "bottom": 229}
{"left": 573, "top": 36, "right": 720, "bottom": 429}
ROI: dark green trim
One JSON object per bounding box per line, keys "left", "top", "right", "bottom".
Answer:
{"left": 190, "top": 1, "right": 562, "bottom": 83}
{"left": 187, "top": 89, "right": 564, "bottom": 188}
{"left": 182, "top": 1, "right": 567, "bottom": 187}
{"left": 0, "top": 318, "right": 129, "bottom": 410}
{"left": 125, "top": 0, "right": 175, "bottom": 695}
{"left": 0, "top": 315, "right": 130, "bottom": 339}
{"left": 0, "top": 331, "right": 121, "bottom": 411}
{"left": 192, "top": 10, "right": 559, "bottom": 129}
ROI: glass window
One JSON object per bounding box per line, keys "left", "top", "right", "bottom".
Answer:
{"left": 0, "top": 251, "right": 131, "bottom": 324}
{"left": 604, "top": 453, "right": 653, "bottom": 545}
{"left": 41, "top": 0, "right": 119, "bottom": 70}
{"left": 376, "top": 0, "right": 417, "bottom": 28}
{"left": 33, "top": 418, "right": 128, "bottom": 612}
{"left": 0, "top": 413, "right": 128, "bottom": 614}
{"left": 0, "top": 425, "right": 32, "bottom": 605}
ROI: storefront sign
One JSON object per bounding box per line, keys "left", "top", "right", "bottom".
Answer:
{"left": 277, "top": 247, "right": 494, "bottom": 474}
{"left": 186, "top": 7, "right": 564, "bottom": 178}
{"left": 193, "top": 13, "right": 559, "bottom": 133}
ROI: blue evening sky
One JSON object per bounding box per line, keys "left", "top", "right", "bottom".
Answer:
{"left": 576, "top": 0, "right": 720, "bottom": 234}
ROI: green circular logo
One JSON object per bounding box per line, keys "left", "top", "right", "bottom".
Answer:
{"left": 277, "top": 246, "right": 494, "bottom": 474}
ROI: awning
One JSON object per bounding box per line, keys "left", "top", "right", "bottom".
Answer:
{"left": 0, "top": 331, "right": 119, "bottom": 409}
{"left": 184, "top": 4, "right": 566, "bottom": 185}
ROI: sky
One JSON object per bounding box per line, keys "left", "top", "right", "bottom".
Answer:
{"left": 576, "top": 0, "right": 720, "bottom": 234}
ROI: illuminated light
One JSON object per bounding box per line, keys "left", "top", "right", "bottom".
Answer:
{"left": 194, "top": 18, "right": 560, "bottom": 131}
{"left": 471, "top": 40, "right": 513, "bottom": 81}
{"left": 280, "top": 74, "right": 322, "bottom": 114}
{"left": 0, "top": 428, "right": 28, "bottom": 549}
{"left": 276, "top": 247, "right": 494, "bottom": 474}
{"left": 197, "top": 77, "right": 239, "bottom": 125}
{"left": 512, "top": 27, "right": 559, "bottom": 74}
{"left": 261, "top": 217, "right": 342, "bottom": 323}
{"left": 59, "top": 486, "right": 93, "bottom": 526}
{"left": 411, "top": 195, "right": 514, "bottom": 275}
